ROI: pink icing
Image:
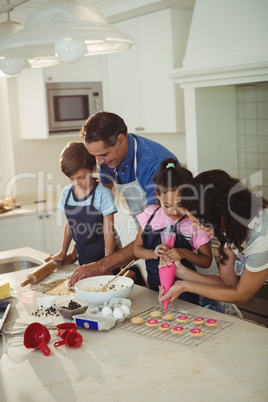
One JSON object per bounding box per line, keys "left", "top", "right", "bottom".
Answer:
{"left": 206, "top": 319, "right": 217, "bottom": 325}
{"left": 160, "top": 323, "right": 170, "bottom": 329}
{"left": 190, "top": 328, "right": 202, "bottom": 335}
{"left": 177, "top": 315, "right": 188, "bottom": 321}
{"left": 172, "top": 326, "right": 184, "bottom": 332}
{"left": 147, "top": 319, "right": 158, "bottom": 325}
{"left": 193, "top": 317, "right": 204, "bottom": 323}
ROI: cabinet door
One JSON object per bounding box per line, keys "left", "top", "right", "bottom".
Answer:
{"left": 137, "top": 10, "right": 176, "bottom": 133}
{"left": 43, "top": 55, "right": 103, "bottom": 83}
{"left": 17, "top": 69, "right": 49, "bottom": 139}
{"left": 106, "top": 18, "right": 140, "bottom": 133}
{"left": 107, "top": 9, "right": 177, "bottom": 133}
{"left": 0, "top": 214, "right": 45, "bottom": 252}
{"left": 42, "top": 211, "right": 66, "bottom": 255}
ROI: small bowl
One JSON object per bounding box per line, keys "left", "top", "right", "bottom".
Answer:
{"left": 55, "top": 301, "right": 88, "bottom": 320}
{"left": 74, "top": 276, "right": 134, "bottom": 305}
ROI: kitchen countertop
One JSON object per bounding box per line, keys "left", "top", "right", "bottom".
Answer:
{"left": 0, "top": 248, "right": 268, "bottom": 402}
{"left": 0, "top": 201, "right": 58, "bottom": 220}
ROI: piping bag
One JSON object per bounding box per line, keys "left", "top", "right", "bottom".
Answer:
{"left": 159, "top": 223, "right": 176, "bottom": 314}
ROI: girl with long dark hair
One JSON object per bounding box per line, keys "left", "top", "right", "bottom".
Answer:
{"left": 159, "top": 170, "right": 268, "bottom": 305}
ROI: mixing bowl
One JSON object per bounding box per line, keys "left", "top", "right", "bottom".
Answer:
{"left": 74, "top": 275, "right": 134, "bottom": 305}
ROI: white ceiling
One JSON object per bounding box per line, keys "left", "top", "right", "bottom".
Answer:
{"left": 0, "top": 0, "right": 195, "bottom": 23}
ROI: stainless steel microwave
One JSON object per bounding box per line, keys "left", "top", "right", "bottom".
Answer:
{"left": 46, "top": 82, "right": 103, "bottom": 134}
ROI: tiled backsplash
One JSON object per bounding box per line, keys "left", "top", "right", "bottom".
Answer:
{"left": 236, "top": 84, "right": 268, "bottom": 199}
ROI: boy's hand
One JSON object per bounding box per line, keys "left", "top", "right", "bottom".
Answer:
{"left": 45, "top": 248, "right": 77, "bottom": 266}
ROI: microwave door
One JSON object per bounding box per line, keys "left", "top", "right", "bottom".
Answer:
{"left": 48, "top": 88, "right": 93, "bottom": 132}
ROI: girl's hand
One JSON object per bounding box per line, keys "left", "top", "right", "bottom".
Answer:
{"left": 163, "top": 248, "right": 186, "bottom": 263}
{"left": 154, "top": 244, "right": 169, "bottom": 257}
{"left": 158, "top": 281, "right": 187, "bottom": 305}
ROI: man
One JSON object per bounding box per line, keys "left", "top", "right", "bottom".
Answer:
{"left": 68, "top": 111, "right": 179, "bottom": 286}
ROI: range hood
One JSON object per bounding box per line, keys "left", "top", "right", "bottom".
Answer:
{"left": 166, "top": 0, "right": 268, "bottom": 175}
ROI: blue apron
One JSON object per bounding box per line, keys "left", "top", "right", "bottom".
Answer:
{"left": 64, "top": 180, "right": 105, "bottom": 265}
{"left": 141, "top": 206, "right": 199, "bottom": 305}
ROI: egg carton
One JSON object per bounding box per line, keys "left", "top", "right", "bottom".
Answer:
{"left": 73, "top": 297, "right": 132, "bottom": 331}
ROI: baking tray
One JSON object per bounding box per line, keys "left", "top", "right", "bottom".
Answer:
{"left": 118, "top": 306, "right": 233, "bottom": 347}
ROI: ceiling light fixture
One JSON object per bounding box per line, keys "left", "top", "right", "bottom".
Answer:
{"left": 0, "top": 7, "right": 62, "bottom": 76}
{"left": 0, "top": 17, "right": 25, "bottom": 75}
{"left": 0, "top": 0, "right": 136, "bottom": 70}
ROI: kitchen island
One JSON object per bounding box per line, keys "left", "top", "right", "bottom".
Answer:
{"left": 0, "top": 248, "right": 267, "bottom": 402}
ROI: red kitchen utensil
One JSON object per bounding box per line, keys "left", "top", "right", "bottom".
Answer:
{"left": 24, "top": 322, "right": 51, "bottom": 356}
{"left": 54, "top": 330, "right": 83, "bottom": 348}
{"left": 56, "top": 323, "right": 77, "bottom": 339}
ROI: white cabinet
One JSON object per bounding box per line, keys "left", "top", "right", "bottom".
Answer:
{"left": 16, "top": 56, "right": 104, "bottom": 139}
{"left": 106, "top": 9, "right": 178, "bottom": 133}
{"left": 17, "top": 68, "right": 49, "bottom": 139}
{"left": 0, "top": 210, "right": 65, "bottom": 255}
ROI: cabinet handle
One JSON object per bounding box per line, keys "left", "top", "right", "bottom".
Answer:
{"left": 135, "top": 127, "right": 144, "bottom": 132}
{"left": 39, "top": 215, "right": 43, "bottom": 219}
{"left": 45, "top": 214, "right": 50, "bottom": 218}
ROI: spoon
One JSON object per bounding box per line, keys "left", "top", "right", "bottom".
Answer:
{"left": 101, "top": 260, "right": 136, "bottom": 292}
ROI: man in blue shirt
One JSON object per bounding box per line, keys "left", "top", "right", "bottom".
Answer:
{"left": 68, "top": 111, "right": 180, "bottom": 287}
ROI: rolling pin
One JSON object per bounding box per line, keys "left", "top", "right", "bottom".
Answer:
{"left": 21, "top": 260, "right": 58, "bottom": 287}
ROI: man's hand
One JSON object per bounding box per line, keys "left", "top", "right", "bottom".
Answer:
{"left": 68, "top": 261, "right": 102, "bottom": 287}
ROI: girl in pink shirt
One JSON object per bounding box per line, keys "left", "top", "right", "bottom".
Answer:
{"left": 134, "top": 158, "right": 213, "bottom": 304}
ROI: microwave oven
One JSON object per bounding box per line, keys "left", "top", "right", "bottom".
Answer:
{"left": 46, "top": 82, "right": 103, "bottom": 134}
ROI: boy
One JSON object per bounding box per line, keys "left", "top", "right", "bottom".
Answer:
{"left": 49, "top": 141, "right": 118, "bottom": 266}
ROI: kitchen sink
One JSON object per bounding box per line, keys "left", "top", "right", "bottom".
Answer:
{"left": 0, "top": 257, "right": 43, "bottom": 274}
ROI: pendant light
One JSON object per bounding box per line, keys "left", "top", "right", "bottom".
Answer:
{"left": 0, "top": 0, "right": 136, "bottom": 69}
{"left": 0, "top": 18, "right": 25, "bottom": 75}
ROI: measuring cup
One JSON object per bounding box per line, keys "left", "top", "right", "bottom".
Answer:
{"left": 56, "top": 323, "right": 77, "bottom": 339}
{"left": 54, "top": 330, "right": 83, "bottom": 348}
{"left": 24, "top": 322, "right": 51, "bottom": 356}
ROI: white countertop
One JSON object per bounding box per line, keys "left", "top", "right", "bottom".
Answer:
{"left": 0, "top": 201, "right": 58, "bottom": 220}
{"left": 1, "top": 248, "right": 268, "bottom": 402}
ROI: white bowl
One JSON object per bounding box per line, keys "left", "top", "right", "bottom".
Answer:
{"left": 74, "top": 275, "right": 134, "bottom": 305}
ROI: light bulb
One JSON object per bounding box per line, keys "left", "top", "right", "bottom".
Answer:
{"left": 0, "top": 58, "right": 24, "bottom": 76}
{"left": 54, "top": 40, "right": 86, "bottom": 63}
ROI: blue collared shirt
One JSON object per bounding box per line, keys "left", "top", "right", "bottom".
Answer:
{"left": 99, "top": 134, "right": 179, "bottom": 205}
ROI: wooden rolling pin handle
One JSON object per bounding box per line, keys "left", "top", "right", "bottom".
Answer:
{"left": 20, "top": 260, "right": 58, "bottom": 287}
{"left": 21, "top": 279, "right": 31, "bottom": 287}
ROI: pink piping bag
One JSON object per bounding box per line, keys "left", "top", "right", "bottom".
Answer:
{"left": 159, "top": 263, "right": 176, "bottom": 313}
{"left": 159, "top": 222, "right": 176, "bottom": 313}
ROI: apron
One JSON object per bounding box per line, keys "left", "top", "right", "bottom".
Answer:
{"left": 64, "top": 180, "right": 105, "bottom": 265}
{"left": 115, "top": 137, "right": 147, "bottom": 224}
{"left": 141, "top": 206, "right": 199, "bottom": 305}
